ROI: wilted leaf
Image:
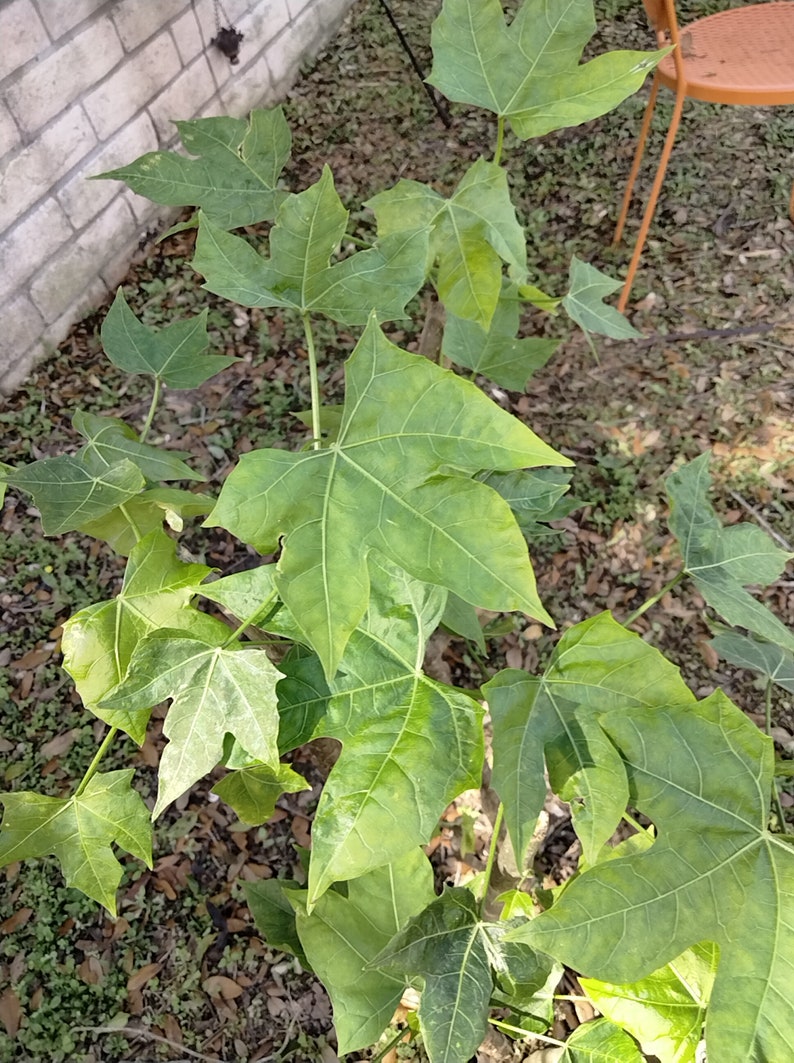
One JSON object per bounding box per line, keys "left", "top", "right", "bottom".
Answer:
{"left": 512, "top": 691, "right": 794, "bottom": 1063}
{"left": 0, "top": 770, "right": 152, "bottom": 914}
{"left": 96, "top": 108, "right": 291, "bottom": 229}
{"left": 208, "top": 318, "right": 568, "bottom": 677}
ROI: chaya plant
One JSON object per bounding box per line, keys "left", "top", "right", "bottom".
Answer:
{"left": 1, "top": 1, "right": 791, "bottom": 1060}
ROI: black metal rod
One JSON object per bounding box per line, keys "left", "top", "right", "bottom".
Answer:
{"left": 376, "top": 0, "right": 453, "bottom": 128}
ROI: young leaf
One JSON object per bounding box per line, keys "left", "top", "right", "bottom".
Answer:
{"left": 709, "top": 627, "right": 794, "bottom": 694}
{"left": 0, "top": 770, "right": 152, "bottom": 915}
{"left": 440, "top": 593, "right": 487, "bottom": 653}
{"left": 73, "top": 410, "right": 201, "bottom": 482}
{"left": 207, "top": 317, "right": 569, "bottom": 677}
{"left": 442, "top": 282, "right": 558, "bottom": 389}
{"left": 1, "top": 455, "right": 145, "bottom": 535}
{"left": 212, "top": 763, "right": 309, "bottom": 826}
{"left": 198, "top": 564, "right": 278, "bottom": 625}
{"left": 580, "top": 942, "right": 718, "bottom": 1063}
{"left": 76, "top": 487, "right": 215, "bottom": 556}
{"left": 306, "top": 558, "right": 484, "bottom": 903}
{"left": 95, "top": 108, "right": 291, "bottom": 229}
{"left": 428, "top": 0, "right": 661, "bottom": 140}
{"left": 512, "top": 690, "right": 794, "bottom": 1063}
{"left": 485, "top": 612, "right": 694, "bottom": 867}
{"left": 291, "top": 849, "right": 436, "bottom": 1055}
{"left": 667, "top": 452, "right": 794, "bottom": 651}
{"left": 62, "top": 530, "right": 213, "bottom": 742}
{"left": 368, "top": 158, "right": 527, "bottom": 329}
{"left": 562, "top": 257, "right": 640, "bottom": 340}
{"left": 101, "top": 289, "right": 237, "bottom": 387}
{"left": 559, "top": 1018, "right": 644, "bottom": 1062}
{"left": 193, "top": 167, "right": 429, "bottom": 325}
{"left": 481, "top": 467, "right": 576, "bottom": 538}
{"left": 101, "top": 629, "right": 284, "bottom": 817}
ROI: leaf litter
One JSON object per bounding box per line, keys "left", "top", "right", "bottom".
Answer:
{"left": 1, "top": 0, "right": 793, "bottom": 1059}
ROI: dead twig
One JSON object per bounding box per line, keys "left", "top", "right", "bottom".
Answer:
{"left": 632, "top": 323, "right": 778, "bottom": 347}
{"left": 729, "top": 490, "right": 793, "bottom": 552}
{"left": 74, "top": 1025, "right": 222, "bottom": 1062}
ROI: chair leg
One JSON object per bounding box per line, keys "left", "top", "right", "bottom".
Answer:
{"left": 617, "top": 88, "right": 686, "bottom": 314}
{"left": 614, "top": 73, "right": 661, "bottom": 246}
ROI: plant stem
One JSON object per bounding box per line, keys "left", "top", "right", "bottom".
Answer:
{"left": 139, "top": 376, "right": 162, "bottom": 444}
{"left": 221, "top": 591, "right": 279, "bottom": 648}
{"left": 119, "top": 502, "right": 144, "bottom": 543}
{"left": 302, "top": 313, "right": 323, "bottom": 450}
{"left": 493, "top": 116, "right": 505, "bottom": 166}
{"left": 488, "top": 1017, "right": 565, "bottom": 1047}
{"left": 371, "top": 1027, "right": 410, "bottom": 1063}
{"left": 480, "top": 801, "right": 504, "bottom": 917}
{"left": 74, "top": 727, "right": 119, "bottom": 798}
{"left": 766, "top": 678, "right": 790, "bottom": 835}
{"left": 623, "top": 570, "right": 684, "bottom": 627}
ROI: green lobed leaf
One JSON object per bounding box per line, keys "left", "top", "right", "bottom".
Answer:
{"left": 559, "top": 1018, "right": 644, "bottom": 1062}
{"left": 76, "top": 487, "right": 215, "bottom": 556}
{"left": 442, "top": 282, "right": 559, "bottom": 389}
{"left": 562, "top": 257, "right": 640, "bottom": 340}
{"left": 667, "top": 452, "right": 794, "bottom": 651}
{"left": 207, "top": 317, "right": 568, "bottom": 678}
{"left": 428, "top": 0, "right": 661, "bottom": 140}
{"left": 0, "top": 769, "right": 152, "bottom": 915}
{"left": 291, "top": 850, "right": 436, "bottom": 1055}
{"left": 480, "top": 467, "right": 576, "bottom": 538}
{"left": 368, "top": 158, "right": 527, "bottom": 329}
{"left": 306, "top": 558, "right": 484, "bottom": 903}
{"left": 709, "top": 627, "right": 794, "bottom": 694}
{"left": 485, "top": 612, "right": 694, "bottom": 867}
{"left": 2, "top": 455, "right": 145, "bottom": 535}
{"left": 212, "top": 762, "right": 309, "bottom": 825}
{"left": 62, "top": 530, "right": 213, "bottom": 742}
{"left": 101, "top": 288, "right": 237, "bottom": 387}
{"left": 581, "top": 942, "right": 718, "bottom": 1063}
{"left": 73, "top": 410, "right": 201, "bottom": 483}
{"left": 95, "top": 108, "right": 291, "bottom": 229}
{"left": 512, "top": 690, "right": 794, "bottom": 1063}
{"left": 275, "top": 646, "right": 330, "bottom": 754}
{"left": 193, "top": 167, "right": 429, "bottom": 325}
{"left": 101, "top": 628, "right": 284, "bottom": 817}
{"left": 440, "top": 593, "right": 486, "bottom": 653}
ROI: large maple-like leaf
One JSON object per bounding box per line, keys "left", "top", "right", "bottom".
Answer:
{"left": 305, "top": 558, "right": 484, "bottom": 903}
{"left": 207, "top": 318, "right": 568, "bottom": 677}
{"left": 0, "top": 770, "right": 152, "bottom": 915}
{"left": 290, "top": 850, "right": 436, "bottom": 1055}
{"left": 72, "top": 410, "right": 200, "bottom": 483}
{"left": 485, "top": 613, "right": 694, "bottom": 866}
{"left": 367, "top": 158, "right": 526, "bottom": 329}
{"left": 97, "top": 108, "right": 291, "bottom": 229}
{"left": 62, "top": 530, "right": 212, "bottom": 742}
{"left": 428, "top": 0, "right": 661, "bottom": 140}
{"left": 667, "top": 452, "right": 794, "bottom": 651}
{"left": 193, "top": 166, "right": 428, "bottom": 325}
{"left": 101, "top": 629, "right": 283, "bottom": 816}
{"left": 101, "top": 289, "right": 237, "bottom": 388}
{"left": 511, "top": 690, "right": 794, "bottom": 1063}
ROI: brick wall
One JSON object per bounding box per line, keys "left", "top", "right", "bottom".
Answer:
{"left": 0, "top": 0, "right": 355, "bottom": 393}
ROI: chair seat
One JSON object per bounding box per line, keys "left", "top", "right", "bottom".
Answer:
{"left": 657, "top": 1, "right": 794, "bottom": 105}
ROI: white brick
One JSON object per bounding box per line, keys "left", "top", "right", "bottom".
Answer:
{"left": 220, "top": 52, "right": 275, "bottom": 114}
{"left": 0, "top": 107, "right": 97, "bottom": 234}
{"left": 30, "top": 198, "right": 136, "bottom": 321}
{"left": 40, "top": 276, "right": 109, "bottom": 351}
{"left": 101, "top": 233, "right": 150, "bottom": 289}
{"left": 285, "top": 0, "right": 314, "bottom": 19}
{"left": 35, "top": 0, "right": 108, "bottom": 41}
{"left": 238, "top": 1, "right": 290, "bottom": 50}
{"left": 83, "top": 34, "right": 181, "bottom": 140}
{"left": 147, "top": 54, "right": 218, "bottom": 141}
{"left": 0, "top": 101, "right": 21, "bottom": 161}
{"left": 266, "top": 8, "right": 323, "bottom": 92}
{"left": 170, "top": 8, "right": 204, "bottom": 64}
{"left": 5, "top": 17, "right": 124, "bottom": 136}
{"left": 112, "top": 0, "right": 186, "bottom": 51}
{"left": 0, "top": 293, "right": 45, "bottom": 384}
{"left": 57, "top": 112, "right": 159, "bottom": 229}
{"left": 0, "top": 199, "right": 73, "bottom": 305}
{"left": 0, "top": 0, "right": 50, "bottom": 79}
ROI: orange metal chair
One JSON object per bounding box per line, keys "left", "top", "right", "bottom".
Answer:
{"left": 614, "top": 0, "right": 794, "bottom": 312}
